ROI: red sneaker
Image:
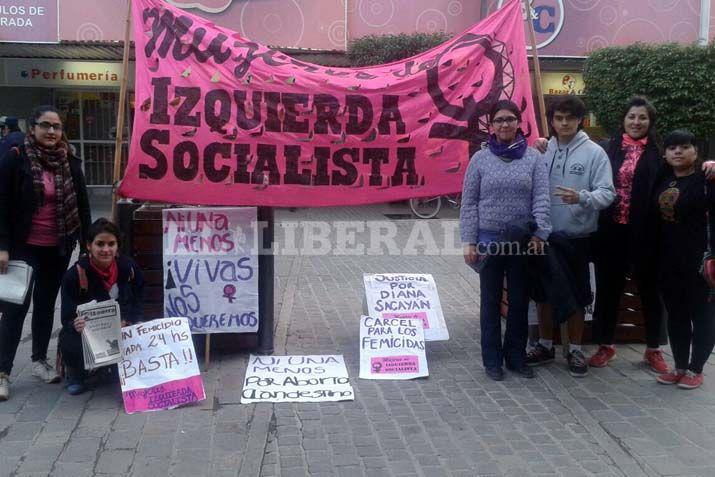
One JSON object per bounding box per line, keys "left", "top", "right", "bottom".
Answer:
{"left": 656, "top": 370, "right": 685, "bottom": 385}
{"left": 589, "top": 346, "right": 616, "bottom": 368}
{"left": 677, "top": 371, "right": 704, "bottom": 390}
{"left": 644, "top": 349, "right": 670, "bottom": 374}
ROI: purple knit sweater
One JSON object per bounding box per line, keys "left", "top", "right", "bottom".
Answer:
{"left": 459, "top": 147, "right": 552, "bottom": 244}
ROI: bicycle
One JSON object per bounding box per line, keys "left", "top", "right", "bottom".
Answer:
{"left": 408, "top": 193, "right": 461, "bottom": 219}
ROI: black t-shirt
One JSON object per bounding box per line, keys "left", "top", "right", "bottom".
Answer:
{"left": 654, "top": 172, "right": 715, "bottom": 274}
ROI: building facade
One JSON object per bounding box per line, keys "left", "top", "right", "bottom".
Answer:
{"left": 1, "top": 0, "right": 712, "bottom": 186}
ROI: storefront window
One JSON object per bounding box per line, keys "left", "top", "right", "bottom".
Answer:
{"left": 55, "top": 91, "right": 131, "bottom": 186}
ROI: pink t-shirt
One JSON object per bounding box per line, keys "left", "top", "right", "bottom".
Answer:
{"left": 27, "top": 170, "right": 59, "bottom": 247}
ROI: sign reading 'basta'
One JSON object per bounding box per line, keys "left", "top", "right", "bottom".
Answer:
{"left": 119, "top": 0, "right": 536, "bottom": 206}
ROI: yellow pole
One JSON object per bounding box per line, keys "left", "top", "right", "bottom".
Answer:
{"left": 111, "top": 0, "right": 133, "bottom": 222}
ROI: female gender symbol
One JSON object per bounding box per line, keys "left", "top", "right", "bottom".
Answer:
{"left": 223, "top": 284, "right": 237, "bottom": 303}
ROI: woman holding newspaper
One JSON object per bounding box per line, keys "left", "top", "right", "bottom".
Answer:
{"left": 59, "top": 219, "right": 145, "bottom": 395}
{"left": 0, "top": 106, "right": 91, "bottom": 402}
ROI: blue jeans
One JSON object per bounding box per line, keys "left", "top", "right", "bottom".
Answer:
{"left": 478, "top": 232, "right": 529, "bottom": 369}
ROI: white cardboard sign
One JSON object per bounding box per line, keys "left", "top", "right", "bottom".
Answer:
{"left": 359, "top": 315, "right": 428, "bottom": 380}
{"left": 163, "top": 207, "right": 259, "bottom": 334}
{"left": 241, "top": 355, "right": 354, "bottom": 403}
{"left": 363, "top": 273, "right": 449, "bottom": 341}
{"left": 119, "top": 317, "right": 206, "bottom": 414}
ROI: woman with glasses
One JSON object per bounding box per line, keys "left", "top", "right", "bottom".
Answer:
{"left": 460, "top": 99, "right": 551, "bottom": 381}
{"left": 0, "top": 105, "right": 91, "bottom": 401}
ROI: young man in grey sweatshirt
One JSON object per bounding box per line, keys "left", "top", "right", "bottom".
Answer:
{"left": 527, "top": 96, "right": 616, "bottom": 377}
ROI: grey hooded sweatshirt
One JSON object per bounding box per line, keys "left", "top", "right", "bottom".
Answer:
{"left": 544, "top": 130, "right": 615, "bottom": 237}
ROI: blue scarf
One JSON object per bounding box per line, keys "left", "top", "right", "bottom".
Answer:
{"left": 487, "top": 132, "right": 528, "bottom": 160}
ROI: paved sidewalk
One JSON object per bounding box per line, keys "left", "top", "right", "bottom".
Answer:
{"left": 2, "top": 204, "right": 715, "bottom": 477}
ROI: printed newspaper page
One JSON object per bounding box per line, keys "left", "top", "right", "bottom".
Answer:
{"left": 77, "top": 300, "right": 122, "bottom": 370}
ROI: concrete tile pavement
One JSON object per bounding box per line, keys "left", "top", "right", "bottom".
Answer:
{"left": 1, "top": 204, "right": 715, "bottom": 476}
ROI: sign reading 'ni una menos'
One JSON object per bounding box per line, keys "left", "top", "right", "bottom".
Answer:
{"left": 364, "top": 273, "right": 449, "bottom": 341}
{"left": 162, "top": 207, "right": 258, "bottom": 333}
{"left": 241, "top": 355, "right": 354, "bottom": 403}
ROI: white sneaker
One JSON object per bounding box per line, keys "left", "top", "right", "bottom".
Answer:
{"left": 0, "top": 372, "right": 10, "bottom": 401}
{"left": 32, "top": 360, "right": 61, "bottom": 384}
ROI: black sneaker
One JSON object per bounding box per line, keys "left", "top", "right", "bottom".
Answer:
{"left": 506, "top": 363, "right": 535, "bottom": 379}
{"left": 568, "top": 349, "right": 588, "bottom": 378}
{"left": 526, "top": 344, "right": 555, "bottom": 366}
{"left": 485, "top": 367, "right": 505, "bottom": 381}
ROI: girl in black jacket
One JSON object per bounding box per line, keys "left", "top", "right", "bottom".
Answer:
{"left": 652, "top": 130, "right": 715, "bottom": 390}
{"left": 59, "top": 218, "right": 144, "bottom": 395}
{"left": 0, "top": 106, "right": 91, "bottom": 402}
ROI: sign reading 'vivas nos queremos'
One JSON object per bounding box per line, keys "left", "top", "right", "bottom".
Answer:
{"left": 118, "top": 0, "right": 537, "bottom": 206}
{"left": 162, "top": 207, "right": 259, "bottom": 334}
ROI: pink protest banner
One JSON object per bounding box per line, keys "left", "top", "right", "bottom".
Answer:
{"left": 119, "top": 0, "right": 537, "bottom": 206}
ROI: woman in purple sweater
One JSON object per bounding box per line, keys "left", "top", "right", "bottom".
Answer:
{"left": 460, "top": 100, "right": 552, "bottom": 381}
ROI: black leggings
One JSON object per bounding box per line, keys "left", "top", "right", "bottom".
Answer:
{"left": 0, "top": 246, "right": 70, "bottom": 374}
{"left": 593, "top": 223, "right": 663, "bottom": 348}
{"left": 661, "top": 273, "right": 715, "bottom": 374}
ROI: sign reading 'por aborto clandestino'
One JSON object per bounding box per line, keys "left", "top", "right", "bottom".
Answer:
{"left": 118, "top": 0, "right": 537, "bottom": 206}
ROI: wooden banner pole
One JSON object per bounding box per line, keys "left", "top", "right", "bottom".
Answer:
{"left": 204, "top": 334, "right": 211, "bottom": 371}
{"left": 111, "top": 0, "right": 133, "bottom": 223}
{"left": 523, "top": 0, "right": 549, "bottom": 136}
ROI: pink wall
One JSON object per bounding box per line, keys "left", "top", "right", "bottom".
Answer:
{"left": 346, "top": 1, "right": 482, "bottom": 40}
{"left": 58, "top": 0, "right": 713, "bottom": 55}
{"left": 486, "top": 0, "right": 714, "bottom": 57}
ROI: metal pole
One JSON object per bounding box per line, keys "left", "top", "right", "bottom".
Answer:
{"left": 700, "top": 0, "right": 711, "bottom": 46}
{"left": 256, "top": 207, "right": 275, "bottom": 354}
{"left": 344, "top": 0, "right": 349, "bottom": 51}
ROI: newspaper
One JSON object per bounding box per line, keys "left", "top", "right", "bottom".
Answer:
{"left": 77, "top": 300, "right": 122, "bottom": 370}
{"left": 0, "top": 261, "right": 33, "bottom": 305}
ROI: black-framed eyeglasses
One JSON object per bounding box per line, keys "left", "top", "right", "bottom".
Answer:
{"left": 35, "top": 121, "right": 63, "bottom": 131}
{"left": 492, "top": 117, "right": 518, "bottom": 126}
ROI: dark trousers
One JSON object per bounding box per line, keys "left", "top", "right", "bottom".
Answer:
{"left": 593, "top": 223, "right": 663, "bottom": 348}
{"left": 58, "top": 327, "right": 85, "bottom": 372}
{"left": 479, "top": 255, "right": 529, "bottom": 369}
{"left": 661, "top": 274, "right": 715, "bottom": 374}
{"left": 0, "top": 246, "right": 70, "bottom": 374}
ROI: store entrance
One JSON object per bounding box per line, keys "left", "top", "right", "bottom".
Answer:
{"left": 56, "top": 90, "right": 132, "bottom": 187}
